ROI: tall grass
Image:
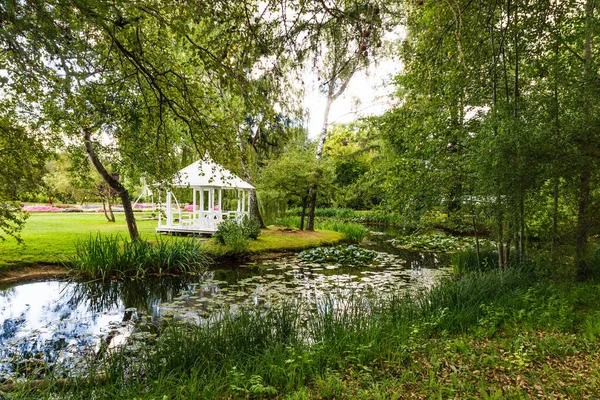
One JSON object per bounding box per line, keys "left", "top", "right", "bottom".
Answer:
{"left": 451, "top": 248, "right": 500, "bottom": 275}
{"left": 69, "top": 234, "right": 211, "bottom": 279}
{"left": 274, "top": 216, "right": 368, "bottom": 243}
{"left": 10, "top": 267, "right": 600, "bottom": 398}
{"left": 25, "top": 265, "right": 577, "bottom": 399}
{"left": 316, "top": 220, "right": 368, "bottom": 243}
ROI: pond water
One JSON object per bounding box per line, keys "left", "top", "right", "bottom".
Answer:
{"left": 0, "top": 232, "right": 450, "bottom": 381}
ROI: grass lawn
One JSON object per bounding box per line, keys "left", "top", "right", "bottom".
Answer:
{"left": 0, "top": 213, "right": 344, "bottom": 269}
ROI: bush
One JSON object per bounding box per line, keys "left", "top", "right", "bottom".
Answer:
{"left": 214, "top": 219, "right": 245, "bottom": 244}
{"left": 70, "top": 234, "right": 211, "bottom": 279}
{"left": 241, "top": 216, "right": 261, "bottom": 240}
{"left": 213, "top": 218, "right": 261, "bottom": 253}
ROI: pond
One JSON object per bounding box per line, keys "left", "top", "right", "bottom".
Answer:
{"left": 0, "top": 232, "right": 450, "bottom": 381}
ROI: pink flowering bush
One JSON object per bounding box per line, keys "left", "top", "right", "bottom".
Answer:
{"left": 183, "top": 204, "right": 199, "bottom": 212}
{"left": 134, "top": 203, "right": 154, "bottom": 209}
{"left": 23, "top": 206, "right": 65, "bottom": 212}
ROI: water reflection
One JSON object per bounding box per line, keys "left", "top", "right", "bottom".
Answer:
{"left": 0, "top": 237, "right": 450, "bottom": 380}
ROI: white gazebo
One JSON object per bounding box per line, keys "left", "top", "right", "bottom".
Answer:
{"left": 156, "top": 159, "right": 254, "bottom": 234}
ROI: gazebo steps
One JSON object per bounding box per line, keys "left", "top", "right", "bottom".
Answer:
{"left": 156, "top": 226, "right": 216, "bottom": 235}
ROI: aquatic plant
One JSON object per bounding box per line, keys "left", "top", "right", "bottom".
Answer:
{"left": 389, "top": 232, "right": 495, "bottom": 252}
{"left": 61, "top": 266, "right": 544, "bottom": 398}
{"left": 69, "top": 234, "right": 211, "bottom": 279}
{"left": 298, "top": 245, "right": 377, "bottom": 266}
{"left": 11, "top": 263, "right": 600, "bottom": 399}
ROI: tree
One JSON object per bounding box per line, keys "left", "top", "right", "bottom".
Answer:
{"left": 0, "top": 113, "right": 48, "bottom": 241}
{"left": 382, "top": 0, "right": 600, "bottom": 276}
{"left": 289, "top": 0, "right": 388, "bottom": 230}
{"left": 257, "top": 140, "right": 333, "bottom": 230}
{"left": 323, "top": 121, "right": 383, "bottom": 209}
{"left": 0, "top": 0, "right": 291, "bottom": 240}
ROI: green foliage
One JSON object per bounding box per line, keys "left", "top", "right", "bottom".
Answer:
{"left": 286, "top": 207, "right": 355, "bottom": 219}
{"left": 298, "top": 245, "right": 377, "bottom": 265}
{"left": 70, "top": 234, "right": 210, "bottom": 279}
{"left": 11, "top": 261, "right": 600, "bottom": 398}
{"left": 317, "top": 220, "right": 368, "bottom": 243}
{"left": 213, "top": 217, "right": 261, "bottom": 254}
{"left": 37, "top": 264, "right": 600, "bottom": 399}
{"left": 257, "top": 141, "right": 335, "bottom": 215}
{"left": 390, "top": 232, "right": 494, "bottom": 252}
{"left": 0, "top": 114, "right": 48, "bottom": 242}
{"left": 241, "top": 216, "right": 261, "bottom": 240}
{"left": 275, "top": 216, "right": 367, "bottom": 243}
{"left": 452, "top": 248, "right": 500, "bottom": 275}
{"left": 213, "top": 219, "right": 249, "bottom": 253}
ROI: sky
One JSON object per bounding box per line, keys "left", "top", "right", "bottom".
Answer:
{"left": 303, "top": 44, "right": 404, "bottom": 139}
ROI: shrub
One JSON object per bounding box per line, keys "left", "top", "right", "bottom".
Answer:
{"left": 69, "top": 234, "right": 211, "bottom": 279}
{"left": 241, "top": 216, "right": 261, "bottom": 240}
{"left": 213, "top": 218, "right": 264, "bottom": 253}
{"left": 214, "top": 219, "right": 244, "bottom": 244}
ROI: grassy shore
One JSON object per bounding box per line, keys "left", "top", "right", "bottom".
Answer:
{"left": 6, "top": 267, "right": 600, "bottom": 398}
{"left": 0, "top": 213, "right": 344, "bottom": 270}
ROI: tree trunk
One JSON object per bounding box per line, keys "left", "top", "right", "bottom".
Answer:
{"left": 306, "top": 57, "right": 358, "bottom": 231}
{"left": 101, "top": 196, "right": 111, "bottom": 222}
{"left": 472, "top": 216, "right": 481, "bottom": 268}
{"left": 83, "top": 128, "right": 139, "bottom": 240}
{"left": 576, "top": 0, "right": 595, "bottom": 280}
{"left": 249, "top": 190, "right": 265, "bottom": 228}
{"left": 306, "top": 94, "right": 334, "bottom": 231}
{"left": 518, "top": 193, "right": 525, "bottom": 260}
{"left": 551, "top": 176, "right": 559, "bottom": 257}
{"left": 505, "top": 221, "right": 511, "bottom": 266}
{"left": 300, "top": 197, "right": 307, "bottom": 231}
{"left": 107, "top": 196, "right": 115, "bottom": 222}
{"left": 575, "top": 167, "right": 591, "bottom": 280}
{"left": 237, "top": 129, "right": 266, "bottom": 228}
{"left": 497, "top": 213, "right": 505, "bottom": 271}
{"left": 306, "top": 185, "right": 318, "bottom": 231}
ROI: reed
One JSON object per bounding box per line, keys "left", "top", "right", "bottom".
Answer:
{"left": 69, "top": 233, "right": 211, "bottom": 279}
{"left": 18, "top": 265, "right": 600, "bottom": 399}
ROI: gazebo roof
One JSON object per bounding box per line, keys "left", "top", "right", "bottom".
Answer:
{"left": 171, "top": 159, "right": 254, "bottom": 189}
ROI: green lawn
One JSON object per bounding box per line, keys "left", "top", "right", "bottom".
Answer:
{"left": 0, "top": 213, "right": 159, "bottom": 268}
{"left": 0, "top": 213, "right": 344, "bottom": 269}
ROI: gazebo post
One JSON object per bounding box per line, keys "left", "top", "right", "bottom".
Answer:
{"left": 158, "top": 191, "right": 161, "bottom": 225}
{"left": 192, "top": 188, "right": 197, "bottom": 223}
{"left": 200, "top": 188, "right": 205, "bottom": 223}
{"left": 218, "top": 188, "right": 222, "bottom": 216}
{"left": 242, "top": 190, "right": 247, "bottom": 214}
{"left": 166, "top": 191, "right": 173, "bottom": 226}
